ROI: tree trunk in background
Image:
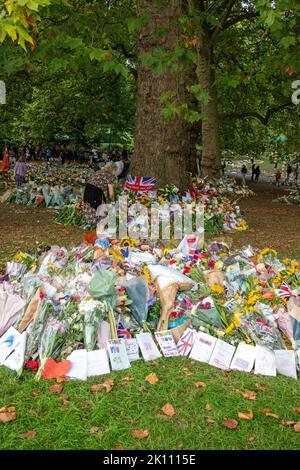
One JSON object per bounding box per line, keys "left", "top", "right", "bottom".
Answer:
{"left": 196, "top": 35, "right": 220, "bottom": 177}
{"left": 131, "top": 0, "right": 190, "bottom": 187}
{"left": 185, "top": 63, "right": 200, "bottom": 174}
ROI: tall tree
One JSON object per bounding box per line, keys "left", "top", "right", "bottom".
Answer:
{"left": 130, "top": 0, "right": 191, "bottom": 186}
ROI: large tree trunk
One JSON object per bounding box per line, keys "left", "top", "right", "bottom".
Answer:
{"left": 131, "top": 0, "right": 190, "bottom": 187}
{"left": 196, "top": 35, "right": 220, "bottom": 177}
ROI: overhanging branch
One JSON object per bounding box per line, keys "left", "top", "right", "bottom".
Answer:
{"left": 222, "top": 102, "right": 294, "bottom": 125}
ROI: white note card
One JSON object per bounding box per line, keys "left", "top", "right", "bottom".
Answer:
{"left": 107, "top": 339, "right": 131, "bottom": 371}
{"left": 254, "top": 346, "right": 276, "bottom": 377}
{"left": 209, "top": 339, "right": 236, "bottom": 370}
{"left": 125, "top": 338, "right": 140, "bottom": 362}
{"left": 136, "top": 333, "right": 161, "bottom": 362}
{"left": 66, "top": 349, "right": 88, "bottom": 381}
{"left": 275, "top": 350, "right": 297, "bottom": 380}
{"left": 230, "top": 342, "right": 256, "bottom": 373}
{"left": 0, "top": 327, "right": 22, "bottom": 364}
{"left": 189, "top": 332, "right": 217, "bottom": 363}
{"left": 155, "top": 330, "right": 179, "bottom": 357}
{"left": 87, "top": 349, "right": 110, "bottom": 377}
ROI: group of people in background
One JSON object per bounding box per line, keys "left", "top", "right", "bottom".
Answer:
{"left": 0, "top": 144, "right": 132, "bottom": 188}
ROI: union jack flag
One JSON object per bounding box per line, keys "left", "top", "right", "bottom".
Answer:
{"left": 277, "top": 281, "right": 293, "bottom": 301}
{"left": 177, "top": 329, "right": 195, "bottom": 356}
{"left": 117, "top": 321, "right": 132, "bottom": 340}
{"left": 124, "top": 175, "right": 157, "bottom": 194}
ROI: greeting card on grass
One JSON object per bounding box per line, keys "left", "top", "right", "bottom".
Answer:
{"left": 3, "top": 331, "right": 27, "bottom": 371}
{"left": 275, "top": 350, "right": 297, "bottom": 379}
{"left": 107, "top": 339, "right": 131, "bottom": 371}
{"left": 254, "top": 345, "right": 276, "bottom": 377}
{"left": 66, "top": 349, "right": 88, "bottom": 381}
{"left": 0, "top": 327, "right": 22, "bottom": 364}
{"left": 136, "top": 333, "right": 161, "bottom": 362}
{"left": 125, "top": 338, "right": 140, "bottom": 362}
{"left": 230, "top": 342, "right": 256, "bottom": 373}
{"left": 155, "top": 330, "right": 179, "bottom": 357}
{"left": 87, "top": 349, "right": 110, "bottom": 377}
{"left": 208, "top": 339, "right": 236, "bottom": 370}
{"left": 177, "top": 328, "right": 197, "bottom": 356}
{"left": 189, "top": 332, "right": 217, "bottom": 363}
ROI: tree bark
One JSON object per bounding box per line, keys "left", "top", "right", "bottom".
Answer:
{"left": 130, "top": 0, "right": 190, "bottom": 187}
{"left": 196, "top": 35, "right": 220, "bottom": 177}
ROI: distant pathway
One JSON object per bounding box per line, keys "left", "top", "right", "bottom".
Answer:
{"left": 224, "top": 179, "right": 300, "bottom": 259}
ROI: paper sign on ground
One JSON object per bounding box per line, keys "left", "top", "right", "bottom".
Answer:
{"left": 189, "top": 332, "right": 217, "bottom": 363}
{"left": 155, "top": 330, "right": 179, "bottom": 357}
{"left": 66, "top": 349, "right": 88, "bottom": 381}
{"left": 136, "top": 333, "right": 161, "bottom": 362}
{"left": 87, "top": 349, "right": 110, "bottom": 377}
{"left": 3, "top": 331, "right": 27, "bottom": 371}
{"left": 209, "top": 339, "right": 236, "bottom": 370}
{"left": 0, "top": 327, "right": 22, "bottom": 364}
{"left": 107, "top": 339, "right": 131, "bottom": 371}
{"left": 125, "top": 338, "right": 140, "bottom": 362}
{"left": 254, "top": 345, "right": 276, "bottom": 377}
{"left": 177, "top": 328, "right": 197, "bottom": 356}
{"left": 230, "top": 342, "right": 256, "bottom": 373}
{"left": 275, "top": 350, "right": 297, "bottom": 379}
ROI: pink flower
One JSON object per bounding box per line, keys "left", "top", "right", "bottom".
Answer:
{"left": 209, "top": 260, "right": 215, "bottom": 268}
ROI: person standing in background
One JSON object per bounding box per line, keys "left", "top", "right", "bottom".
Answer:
{"left": 241, "top": 164, "right": 247, "bottom": 185}
{"left": 15, "top": 156, "right": 27, "bottom": 186}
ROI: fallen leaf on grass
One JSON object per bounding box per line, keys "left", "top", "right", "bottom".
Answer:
{"left": 131, "top": 429, "right": 149, "bottom": 439}
{"left": 19, "top": 431, "right": 36, "bottom": 439}
{"left": 27, "top": 409, "right": 38, "bottom": 417}
{"left": 90, "top": 426, "right": 102, "bottom": 436}
{"left": 205, "top": 404, "right": 212, "bottom": 412}
{"left": 0, "top": 406, "right": 17, "bottom": 423}
{"left": 120, "top": 376, "right": 134, "bottom": 383}
{"left": 260, "top": 408, "right": 271, "bottom": 414}
{"left": 194, "top": 381, "right": 206, "bottom": 389}
{"left": 205, "top": 417, "right": 215, "bottom": 426}
{"left": 182, "top": 367, "right": 193, "bottom": 377}
{"left": 31, "top": 391, "right": 40, "bottom": 398}
{"left": 255, "top": 383, "right": 267, "bottom": 392}
{"left": 138, "top": 386, "right": 146, "bottom": 393}
{"left": 241, "top": 390, "right": 257, "bottom": 401}
{"left": 294, "top": 407, "right": 300, "bottom": 414}
{"left": 238, "top": 410, "right": 253, "bottom": 421}
{"left": 294, "top": 422, "right": 300, "bottom": 432}
{"left": 56, "top": 376, "right": 69, "bottom": 383}
{"left": 103, "top": 380, "right": 114, "bottom": 393}
{"left": 223, "top": 419, "right": 238, "bottom": 429}
{"left": 115, "top": 444, "right": 125, "bottom": 450}
{"left": 90, "top": 384, "right": 103, "bottom": 393}
{"left": 162, "top": 403, "right": 176, "bottom": 417}
{"left": 145, "top": 373, "right": 159, "bottom": 384}
{"left": 282, "top": 420, "right": 297, "bottom": 427}
{"left": 266, "top": 412, "right": 279, "bottom": 419}
{"left": 248, "top": 436, "right": 255, "bottom": 443}
{"left": 50, "top": 384, "right": 63, "bottom": 395}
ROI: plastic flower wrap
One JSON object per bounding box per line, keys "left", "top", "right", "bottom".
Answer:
{"left": 24, "top": 299, "right": 54, "bottom": 362}
{"left": 79, "top": 299, "right": 107, "bottom": 351}
{"left": 238, "top": 310, "right": 285, "bottom": 350}
{"left": 35, "top": 317, "right": 68, "bottom": 381}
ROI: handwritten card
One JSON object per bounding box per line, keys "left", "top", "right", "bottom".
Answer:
{"left": 125, "top": 338, "right": 140, "bottom": 362}
{"left": 176, "top": 328, "right": 197, "bottom": 356}
{"left": 107, "top": 339, "right": 131, "bottom": 371}
{"left": 136, "top": 333, "right": 161, "bottom": 362}
{"left": 155, "top": 330, "right": 179, "bottom": 357}
{"left": 209, "top": 339, "right": 236, "bottom": 370}
{"left": 66, "top": 349, "right": 88, "bottom": 381}
{"left": 254, "top": 346, "right": 276, "bottom": 377}
{"left": 87, "top": 349, "right": 110, "bottom": 377}
{"left": 3, "top": 332, "right": 27, "bottom": 372}
{"left": 0, "top": 327, "right": 22, "bottom": 364}
{"left": 230, "top": 342, "right": 256, "bottom": 373}
{"left": 275, "top": 350, "right": 297, "bottom": 380}
{"left": 189, "top": 332, "right": 217, "bottom": 363}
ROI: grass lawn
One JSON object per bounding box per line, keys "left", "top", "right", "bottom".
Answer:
{"left": 0, "top": 358, "right": 299, "bottom": 450}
